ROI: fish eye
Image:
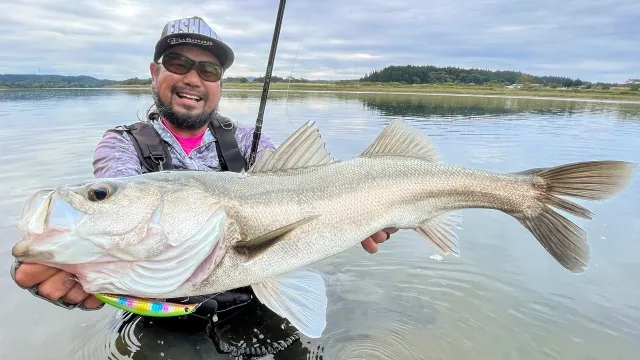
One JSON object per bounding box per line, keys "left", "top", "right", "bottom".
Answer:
{"left": 87, "top": 184, "right": 113, "bottom": 202}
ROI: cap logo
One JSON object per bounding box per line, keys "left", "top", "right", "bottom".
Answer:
{"left": 167, "top": 37, "right": 214, "bottom": 46}
{"left": 164, "top": 17, "right": 221, "bottom": 41}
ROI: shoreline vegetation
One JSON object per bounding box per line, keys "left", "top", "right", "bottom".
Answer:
{"left": 3, "top": 82, "right": 639, "bottom": 102}
{"left": 1, "top": 65, "right": 639, "bottom": 101}
{"left": 183, "top": 82, "right": 640, "bottom": 101}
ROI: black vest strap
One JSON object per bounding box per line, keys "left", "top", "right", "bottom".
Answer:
{"left": 208, "top": 115, "right": 248, "bottom": 173}
{"left": 110, "top": 116, "right": 247, "bottom": 174}
{"left": 112, "top": 122, "right": 173, "bottom": 172}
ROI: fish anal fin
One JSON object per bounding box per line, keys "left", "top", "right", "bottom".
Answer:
{"left": 414, "top": 211, "right": 462, "bottom": 256}
{"left": 233, "top": 215, "right": 321, "bottom": 255}
{"left": 248, "top": 122, "right": 337, "bottom": 173}
{"left": 251, "top": 270, "right": 327, "bottom": 338}
{"left": 360, "top": 119, "right": 440, "bottom": 162}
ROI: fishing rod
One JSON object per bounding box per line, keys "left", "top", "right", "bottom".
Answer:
{"left": 247, "top": 0, "right": 287, "bottom": 168}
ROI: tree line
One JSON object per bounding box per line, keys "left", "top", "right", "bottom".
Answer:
{"left": 1, "top": 69, "right": 637, "bottom": 90}
{"left": 358, "top": 65, "right": 624, "bottom": 88}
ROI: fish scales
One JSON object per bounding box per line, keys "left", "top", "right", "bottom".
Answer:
{"left": 188, "top": 158, "right": 538, "bottom": 295}
{"left": 11, "top": 119, "right": 636, "bottom": 339}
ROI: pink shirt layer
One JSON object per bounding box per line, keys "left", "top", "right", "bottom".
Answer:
{"left": 162, "top": 118, "right": 206, "bottom": 156}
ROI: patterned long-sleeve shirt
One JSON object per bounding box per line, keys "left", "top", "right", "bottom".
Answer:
{"left": 93, "top": 118, "right": 276, "bottom": 178}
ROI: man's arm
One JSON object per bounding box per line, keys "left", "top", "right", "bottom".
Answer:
{"left": 93, "top": 130, "right": 143, "bottom": 178}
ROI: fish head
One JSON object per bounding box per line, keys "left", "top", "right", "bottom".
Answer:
{"left": 13, "top": 177, "right": 162, "bottom": 262}
{"left": 12, "top": 175, "right": 229, "bottom": 298}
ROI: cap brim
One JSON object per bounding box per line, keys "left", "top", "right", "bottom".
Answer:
{"left": 154, "top": 33, "right": 235, "bottom": 70}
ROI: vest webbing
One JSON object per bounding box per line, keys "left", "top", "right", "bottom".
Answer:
{"left": 111, "top": 115, "right": 247, "bottom": 173}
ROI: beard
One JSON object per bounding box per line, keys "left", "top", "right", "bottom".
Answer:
{"left": 151, "top": 85, "right": 217, "bottom": 130}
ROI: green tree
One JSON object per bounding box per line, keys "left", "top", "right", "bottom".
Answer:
{"left": 517, "top": 74, "right": 534, "bottom": 85}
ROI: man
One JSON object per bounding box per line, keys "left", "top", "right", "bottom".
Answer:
{"left": 10, "top": 15, "right": 396, "bottom": 353}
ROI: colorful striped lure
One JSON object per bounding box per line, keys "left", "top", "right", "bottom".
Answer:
{"left": 94, "top": 293, "right": 199, "bottom": 317}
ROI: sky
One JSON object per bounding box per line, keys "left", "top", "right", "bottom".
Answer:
{"left": 0, "top": 0, "right": 638, "bottom": 83}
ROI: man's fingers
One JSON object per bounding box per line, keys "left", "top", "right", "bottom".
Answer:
{"left": 370, "top": 231, "right": 389, "bottom": 244}
{"left": 12, "top": 262, "right": 104, "bottom": 311}
{"left": 61, "top": 282, "right": 89, "bottom": 305}
{"left": 383, "top": 227, "right": 399, "bottom": 234}
{"left": 13, "top": 263, "right": 60, "bottom": 288}
{"left": 82, "top": 295, "right": 104, "bottom": 310}
{"left": 361, "top": 237, "right": 379, "bottom": 254}
{"left": 35, "top": 270, "right": 75, "bottom": 301}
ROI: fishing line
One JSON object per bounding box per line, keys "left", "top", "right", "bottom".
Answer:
{"left": 193, "top": 292, "right": 223, "bottom": 308}
{"left": 63, "top": 276, "right": 79, "bottom": 289}
{"left": 284, "top": 6, "right": 312, "bottom": 132}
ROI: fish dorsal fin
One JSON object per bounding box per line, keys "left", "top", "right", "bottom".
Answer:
{"left": 249, "top": 121, "right": 337, "bottom": 173}
{"left": 360, "top": 119, "right": 440, "bottom": 162}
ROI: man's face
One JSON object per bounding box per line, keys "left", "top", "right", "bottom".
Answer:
{"left": 150, "top": 45, "right": 222, "bottom": 130}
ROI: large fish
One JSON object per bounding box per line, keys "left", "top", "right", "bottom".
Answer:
{"left": 11, "top": 119, "right": 636, "bottom": 338}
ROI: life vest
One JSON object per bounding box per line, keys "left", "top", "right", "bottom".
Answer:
{"left": 113, "top": 112, "right": 248, "bottom": 173}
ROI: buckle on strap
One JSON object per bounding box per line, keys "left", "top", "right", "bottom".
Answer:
{"left": 147, "top": 144, "right": 167, "bottom": 171}
{"left": 217, "top": 118, "right": 234, "bottom": 130}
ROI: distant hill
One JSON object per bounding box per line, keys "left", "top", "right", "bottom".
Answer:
{"left": 0, "top": 74, "right": 119, "bottom": 88}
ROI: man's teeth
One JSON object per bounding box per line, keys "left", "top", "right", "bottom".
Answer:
{"left": 177, "top": 93, "right": 202, "bottom": 101}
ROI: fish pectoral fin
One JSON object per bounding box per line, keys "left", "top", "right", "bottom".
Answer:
{"left": 251, "top": 270, "right": 327, "bottom": 338}
{"left": 233, "top": 215, "right": 321, "bottom": 254}
{"left": 360, "top": 119, "right": 440, "bottom": 161}
{"left": 414, "top": 211, "right": 463, "bottom": 256}
{"left": 248, "top": 122, "right": 337, "bottom": 173}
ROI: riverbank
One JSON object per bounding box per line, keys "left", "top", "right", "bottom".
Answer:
{"left": 233, "top": 82, "right": 640, "bottom": 100}
{"left": 4, "top": 81, "right": 638, "bottom": 102}
{"left": 107, "top": 81, "right": 640, "bottom": 101}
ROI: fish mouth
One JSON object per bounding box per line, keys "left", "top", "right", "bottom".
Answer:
{"left": 13, "top": 189, "right": 86, "bottom": 262}
{"left": 12, "top": 229, "right": 68, "bottom": 261}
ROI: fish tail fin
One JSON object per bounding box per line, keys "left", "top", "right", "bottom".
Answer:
{"left": 514, "top": 160, "right": 636, "bottom": 273}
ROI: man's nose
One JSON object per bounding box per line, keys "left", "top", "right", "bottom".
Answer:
{"left": 181, "top": 68, "right": 203, "bottom": 87}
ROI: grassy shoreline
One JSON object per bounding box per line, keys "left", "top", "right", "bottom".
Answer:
{"left": 107, "top": 82, "right": 640, "bottom": 101}
{"left": 228, "top": 82, "right": 640, "bottom": 101}
{"left": 4, "top": 82, "right": 639, "bottom": 102}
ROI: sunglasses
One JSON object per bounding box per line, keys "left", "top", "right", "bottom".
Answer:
{"left": 159, "top": 52, "right": 223, "bottom": 82}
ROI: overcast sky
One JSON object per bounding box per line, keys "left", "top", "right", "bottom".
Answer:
{"left": 0, "top": 0, "right": 637, "bottom": 83}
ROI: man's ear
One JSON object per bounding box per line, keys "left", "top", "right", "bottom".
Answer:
{"left": 150, "top": 62, "right": 159, "bottom": 83}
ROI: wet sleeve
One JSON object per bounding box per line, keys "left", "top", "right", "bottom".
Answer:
{"left": 92, "top": 130, "right": 143, "bottom": 178}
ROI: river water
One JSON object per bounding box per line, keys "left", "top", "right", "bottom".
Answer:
{"left": 0, "top": 89, "right": 639, "bottom": 360}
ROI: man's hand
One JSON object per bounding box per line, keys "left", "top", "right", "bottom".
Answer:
{"left": 361, "top": 227, "right": 399, "bottom": 254}
{"left": 11, "top": 263, "right": 103, "bottom": 310}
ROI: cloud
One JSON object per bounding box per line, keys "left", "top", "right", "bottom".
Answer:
{"left": 0, "top": 0, "right": 637, "bottom": 83}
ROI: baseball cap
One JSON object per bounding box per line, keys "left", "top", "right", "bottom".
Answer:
{"left": 154, "top": 16, "right": 235, "bottom": 70}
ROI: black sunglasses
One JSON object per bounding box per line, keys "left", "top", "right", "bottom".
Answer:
{"left": 159, "top": 52, "right": 223, "bottom": 82}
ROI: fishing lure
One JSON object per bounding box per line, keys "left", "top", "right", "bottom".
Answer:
{"left": 94, "top": 293, "right": 199, "bottom": 317}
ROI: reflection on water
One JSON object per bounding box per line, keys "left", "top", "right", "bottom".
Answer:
{"left": 0, "top": 89, "right": 639, "bottom": 359}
